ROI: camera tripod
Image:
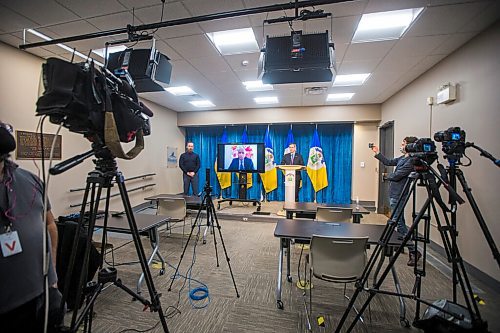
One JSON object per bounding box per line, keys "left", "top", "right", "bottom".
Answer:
{"left": 334, "top": 160, "right": 489, "bottom": 333}
{"left": 55, "top": 151, "right": 169, "bottom": 333}
{"left": 167, "top": 177, "right": 239, "bottom": 298}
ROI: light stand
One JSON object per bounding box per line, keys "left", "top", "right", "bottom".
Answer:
{"left": 168, "top": 171, "right": 239, "bottom": 298}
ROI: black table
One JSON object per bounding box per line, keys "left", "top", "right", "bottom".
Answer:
{"left": 283, "top": 202, "right": 370, "bottom": 223}
{"left": 95, "top": 213, "right": 169, "bottom": 293}
{"left": 273, "top": 219, "right": 406, "bottom": 320}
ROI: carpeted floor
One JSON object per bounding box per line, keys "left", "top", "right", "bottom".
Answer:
{"left": 67, "top": 203, "right": 499, "bottom": 333}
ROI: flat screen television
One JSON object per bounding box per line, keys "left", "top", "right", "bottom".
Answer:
{"left": 217, "top": 143, "right": 265, "bottom": 173}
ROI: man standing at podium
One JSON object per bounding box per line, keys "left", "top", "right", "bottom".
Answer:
{"left": 281, "top": 143, "right": 304, "bottom": 201}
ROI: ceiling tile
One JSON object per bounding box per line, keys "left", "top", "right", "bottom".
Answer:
{"left": 117, "top": 0, "right": 163, "bottom": 9}
{"left": 46, "top": 20, "right": 100, "bottom": 38}
{"left": 233, "top": 68, "right": 260, "bottom": 82}
{"left": 224, "top": 52, "right": 261, "bottom": 71}
{"left": 430, "top": 32, "right": 477, "bottom": 55}
{"left": 390, "top": 35, "right": 448, "bottom": 58}
{"left": 188, "top": 56, "right": 232, "bottom": 75}
{"left": 155, "top": 40, "right": 182, "bottom": 61}
{"left": 364, "top": 0, "right": 428, "bottom": 13}
{"left": 411, "top": 54, "right": 447, "bottom": 73}
{"left": 166, "top": 34, "right": 220, "bottom": 59}
{"left": 406, "top": 2, "right": 490, "bottom": 37}
{"left": 343, "top": 40, "right": 396, "bottom": 61}
{"left": 377, "top": 54, "right": 424, "bottom": 72}
{"left": 338, "top": 59, "right": 382, "bottom": 74}
{"left": 0, "top": 5, "right": 38, "bottom": 33}
{"left": 199, "top": 17, "right": 252, "bottom": 33}
{"left": 2, "top": 0, "right": 79, "bottom": 26}
{"left": 183, "top": 0, "right": 245, "bottom": 16}
{"left": 55, "top": 0, "right": 127, "bottom": 19}
{"left": 458, "top": 1, "right": 500, "bottom": 33}
{"left": 87, "top": 11, "right": 142, "bottom": 31}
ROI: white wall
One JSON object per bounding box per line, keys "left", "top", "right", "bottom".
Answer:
{"left": 381, "top": 22, "right": 500, "bottom": 281}
{"left": 0, "top": 42, "right": 185, "bottom": 217}
{"left": 352, "top": 123, "right": 379, "bottom": 203}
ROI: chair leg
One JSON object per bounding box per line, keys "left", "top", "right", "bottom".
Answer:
{"left": 344, "top": 284, "right": 364, "bottom": 324}
{"left": 303, "top": 266, "right": 312, "bottom": 332}
{"left": 181, "top": 218, "right": 186, "bottom": 248}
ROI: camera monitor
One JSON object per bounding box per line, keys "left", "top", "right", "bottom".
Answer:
{"left": 217, "top": 143, "right": 265, "bottom": 173}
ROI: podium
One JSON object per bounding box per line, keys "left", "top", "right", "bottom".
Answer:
{"left": 277, "top": 165, "right": 306, "bottom": 203}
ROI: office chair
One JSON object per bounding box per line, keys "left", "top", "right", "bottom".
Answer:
{"left": 304, "top": 235, "right": 369, "bottom": 331}
{"left": 157, "top": 197, "right": 188, "bottom": 246}
{"left": 315, "top": 207, "right": 353, "bottom": 223}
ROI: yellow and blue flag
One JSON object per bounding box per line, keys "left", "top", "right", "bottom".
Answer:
{"left": 215, "top": 128, "right": 231, "bottom": 189}
{"left": 260, "top": 126, "right": 277, "bottom": 193}
{"left": 307, "top": 128, "right": 328, "bottom": 192}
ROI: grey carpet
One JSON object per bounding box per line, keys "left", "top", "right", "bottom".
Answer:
{"left": 65, "top": 209, "right": 499, "bottom": 333}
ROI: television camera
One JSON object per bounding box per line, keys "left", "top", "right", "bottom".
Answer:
{"left": 405, "top": 138, "right": 438, "bottom": 166}
{"left": 434, "top": 127, "right": 466, "bottom": 162}
{"left": 36, "top": 56, "right": 153, "bottom": 164}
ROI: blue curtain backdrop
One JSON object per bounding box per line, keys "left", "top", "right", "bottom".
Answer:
{"left": 185, "top": 123, "right": 353, "bottom": 204}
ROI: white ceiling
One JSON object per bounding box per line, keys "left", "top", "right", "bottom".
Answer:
{"left": 0, "top": 0, "right": 499, "bottom": 112}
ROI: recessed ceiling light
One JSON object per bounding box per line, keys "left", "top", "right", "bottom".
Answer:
{"left": 92, "top": 45, "right": 127, "bottom": 59}
{"left": 254, "top": 96, "right": 278, "bottom": 104}
{"left": 243, "top": 80, "right": 273, "bottom": 91}
{"left": 26, "top": 28, "right": 104, "bottom": 66}
{"left": 165, "top": 86, "right": 197, "bottom": 96}
{"left": 352, "top": 8, "right": 424, "bottom": 43}
{"left": 190, "top": 100, "right": 215, "bottom": 107}
{"left": 206, "top": 28, "right": 259, "bottom": 55}
{"left": 326, "top": 93, "right": 355, "bottom": 102}
{"left": 333, "top": 74, "right": 371, "bottom": 86}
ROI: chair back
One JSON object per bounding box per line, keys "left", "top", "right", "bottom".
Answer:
{"left": 310, "top": 235, "right": 368, "bottom": 282}
{"left": 315, "top": 207, "right": 353, "bottom": 223}
{"left": 157, "top": 197, "right": 186, "bottom": 221}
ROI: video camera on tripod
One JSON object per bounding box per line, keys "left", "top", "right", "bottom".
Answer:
{"left": 404, "top": 138, "right": 438, "bottom": 166}
{"left": 36, "top": 55, "right": 153, "bottom": 163}
{"left": 434, "top": 127, "right": 466, "bottom": 162}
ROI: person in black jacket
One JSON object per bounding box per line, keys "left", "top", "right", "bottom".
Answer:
{"left": 179, "top": 142, "right": 200, "bottom": 195}
{"left": 228, "top": 147, "right": 255, "bottom": 171}
{"left": 281, "top": 143, "right": 305, "bottom": 202}
{"left": 372, "top": 136, "right": 422, "bottom": 266}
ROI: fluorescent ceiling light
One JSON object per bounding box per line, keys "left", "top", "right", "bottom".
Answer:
{"left": 254, "top": 96, "right": 278, "bottom": 104}
{"left": 26, "top": 29, "right": 104, "bottom": 67}
{"left": 242, "top": 80, "right": 273, "bottom": 91}
{"left": 333, "top": 74, "right": 371, "bottom": 86}
{"left": 352, "top": 8, "right": 423, "bottom": 43}
{"left": 190, "top": 100, "right": 215, "bottom": 107}
{"left": 165, "top": 86, "right": 196, "bottom": 96}
{"left": 206, "top": 28, "right": 259, "bottom": 55}
{"left": 92, "top": 45, "right": 127, "bottom": 59}
{"left": 326, "top": 93, "right": 355, "bottom": 102}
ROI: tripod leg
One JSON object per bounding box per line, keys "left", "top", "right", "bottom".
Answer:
{"left": 115, "top": 178, "right": 169, "bottom": 333}
{"left": 207, "top": 196, "right": 240, "bottom": 298}
{"left": 168, "top": 193, "right": 209, "bottom": 292}
{"left": 208, "top": 201, "right": 220, "bottom": 267}
{"left": 456, "top": 170, "right": 500, "bottom": 268}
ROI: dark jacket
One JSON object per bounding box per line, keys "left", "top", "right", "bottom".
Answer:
{"left": 228, "top": 157, "right": 254, "bottom": 171}
{"left": 281, "top": 152, "right": 305, "bottom": 181}
{"left": 375, "top": 153, "right": 415, "bottom": 199}
{"left": 179, "top": 151, "right": 200, "bottom": 174}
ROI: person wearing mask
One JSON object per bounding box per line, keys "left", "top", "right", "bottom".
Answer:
{"left": 179, "top": 142, "right": 200, "bottom": 195}
{"left": 281, "top": 143, "right": 305, "bottom": 202}
{"left": 372, "top": 136, "right": 422, "bottom": 266}
{"left": 0, "top": 121, "right": 63, "bottom": 332}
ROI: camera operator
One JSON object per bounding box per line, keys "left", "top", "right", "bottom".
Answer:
{"left": 371, "top": 136, "right": 422, "bottom": 266}
{"left": 0, "top": 121, "right": 63, "bottom": 332}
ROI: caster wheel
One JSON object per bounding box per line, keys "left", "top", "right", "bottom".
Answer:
{"left": 203, "top": 239, "right": 206, "bottom": 244}
{"left": 287, "top": 276, "right": 293, "bottom": 283}
{"left": 257, "top": 206, "right": 261, "bottom": 211}
{"left": 277, "top": 300, "right": 284, "bottom": 309}
{"left": 159, "top": 269, "right": 165, "bottom": 276}
{"left": 400, "top": 318, "right": 410, "bottom": 327}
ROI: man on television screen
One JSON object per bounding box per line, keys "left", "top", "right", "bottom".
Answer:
{"left": 281, "top": 143, "right": 305, "bottom": 202}
{"left": 228, "top": 147, "right": 255, "bottom": 171}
